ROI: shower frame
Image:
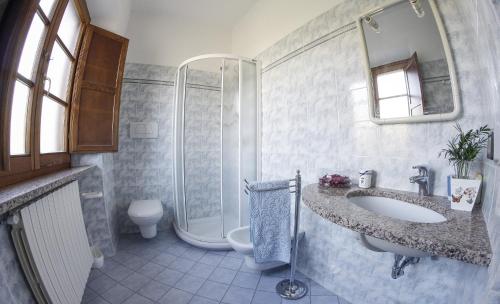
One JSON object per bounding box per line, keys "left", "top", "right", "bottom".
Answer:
{"left": 173, "top": 54, "right": 262, "bottom": 249}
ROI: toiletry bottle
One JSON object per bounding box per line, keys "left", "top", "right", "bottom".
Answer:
{"left": 359, "top": 170, "right": 373, "bottom": 188}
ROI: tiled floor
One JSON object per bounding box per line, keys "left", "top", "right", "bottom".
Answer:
{"left": 83, "top": 229, "right": 348, "bottom": 304}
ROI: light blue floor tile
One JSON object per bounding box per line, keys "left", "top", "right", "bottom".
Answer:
{"left": 88, "top": 274, "right": 118, "bottom": 295}
{"left": 155, "top": 268, "right": 184, "bottom": 286}
{"left": 106, "top": 265, "right": 134, "bottom": 281}
{"left": 189, "top": 295, "right": 219, "bottom": 304}
{"left": 311, "top": 295, "right": 340, "bottom": 304}
{"left": 282, "top": 296, "right": 311, "bottom": 304}
{"left": 209, "top": 267, "right": 237, "bottom": 284}
{"left": 257, "top": 276, "right": 284, "bottom": 292}
{"left": 169, "top": 257, "right": 196, "bottom": 272}
{"left": 152, "top": 253, "right": 177, "bottom": 267}
{"left": 122, "top": 293, "right": 154, "bottom": 304}
{"left": 219, "top": 256, "right": 243, "bottom": 270}
{"left": 101, "top": 284, "right": 134, "bottom": 304}
{"left": 82, "top": 287, "right": 99, "bottom": 303}
{"left": 159, "top": 288, "right": 193, "bottom": 304}
{"left": 232, "top": 272, "right": 261, "bottom": 289}
{"left": 252, "top": 290, "right": 282, "bottom": 304}
{"left": 166, "top": 244, "right": 190, "bottom": 256}
{"left": 199, "top": 253, "right": 225, "bottom": 266}
{"left": 120, "top": 272, "right": 151, "bottom": 291}
{"left": 197, "top": 280, "right": 230, "bottom": 301}
{"left": 222, "top": 286, "right": 255, "bottom": 304}
{"left": 86, "top": 296, "right": 111, "bottom": 304}
{"left": 175, "top": 274, "right": 206, "bottom": 294}
{"left": 138, "top": 280, "right": 170, "bottom": 301}
{"left": 184, "top": 247, "right": 208, "bottom": 261}
{"left": 136, "top": 262, "right": 166, "bottom": 278}
{"left": 86, "top": 231, "right": 337, "bottom": 304}
{"left": 187, "top": 262, "right": 216, "bottom": 279}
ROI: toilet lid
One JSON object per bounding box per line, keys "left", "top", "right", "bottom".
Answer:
{"left": 128, "top": 200, "right": 163, "bottom": 218}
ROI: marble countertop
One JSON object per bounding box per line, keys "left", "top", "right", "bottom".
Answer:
{"left": 0, "top": 166, "right": 94, "bottom": 216}
{"left": 302, "top": 184, "right": 492, "bottom": 266}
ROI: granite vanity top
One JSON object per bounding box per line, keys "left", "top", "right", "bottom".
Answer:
{"left": 302, "top": 184, "right": 492, "bottom": 266}
{"left": 0, "top": 166, "right": 94, "bottom": 216}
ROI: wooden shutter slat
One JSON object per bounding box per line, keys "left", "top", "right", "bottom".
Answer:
{"left": 69, "top": 25, "right": 128, "bottom": 153}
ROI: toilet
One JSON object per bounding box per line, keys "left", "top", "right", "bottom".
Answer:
{"left": 128, "top": 200, "right": 163, "bottom": 239}
{"left": 227, "top": 226, "right": 305, "bottom": 271}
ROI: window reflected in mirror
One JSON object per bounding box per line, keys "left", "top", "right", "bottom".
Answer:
{"left": 372, "top": 53, "right": 424, "bottom": 119}
{"left": 361, "top": 0, "right": 456, "bottom": 121}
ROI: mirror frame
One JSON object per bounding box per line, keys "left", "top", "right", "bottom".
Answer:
{"left": 357, "top": 0, "right": 461, "bottom": 124}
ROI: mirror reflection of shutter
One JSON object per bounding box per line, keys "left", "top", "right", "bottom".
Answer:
{"left": 404, "top": 52, "right": 424, "bottom": 116}
{"left": 69, "top": 25, "right": 128, "bottom": 152}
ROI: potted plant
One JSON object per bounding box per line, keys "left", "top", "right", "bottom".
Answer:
{"left": 440, "top": 124, "right": 492, "bottom": 211}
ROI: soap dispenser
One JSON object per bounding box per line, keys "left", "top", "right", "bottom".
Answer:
{"left": 359, "top": 170, "right": 373, "bottom": 188}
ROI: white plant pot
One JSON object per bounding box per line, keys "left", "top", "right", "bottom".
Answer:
{"left": 448, "top": 176, "right": 481, "bottom": 212}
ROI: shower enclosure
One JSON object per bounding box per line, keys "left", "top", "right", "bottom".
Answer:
{"left": 173, "top": 54, "right": 261, "bottom": 249}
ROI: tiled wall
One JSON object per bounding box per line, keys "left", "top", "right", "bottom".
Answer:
{"left": 72, "top": 154, "right": 119, "bottom": 256}
{"left": 0, "top": 224, "right": 35, "bottom": 303}
{"left": 420, "top": 59, "right": 454, "bottom": 114}
{"left": 0, "top": 165, "right": 119, "bottom": 303}
{"left": 115, "top": 63, "right": 176, "bottom": 234}
{"left": 256, "top": 0, "right": 499, "bottom": 303}
{"left": 116, "top": 64, "right": 224, "bottom": 233}
{"left": 184, "top": 71, "right": 222, "bottom": 220}
{"left": 471, "top": 0, "right": 500, "bottom": 302}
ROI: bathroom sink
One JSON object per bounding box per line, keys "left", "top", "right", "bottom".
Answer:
{"left": 348, "top": 196, "right": 446, "bottom": 223}
{"left": 348, "top": 196, "right": 447, "bottom": 257}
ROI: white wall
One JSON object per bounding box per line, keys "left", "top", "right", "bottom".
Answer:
{"left": 125, "top": 11, "right": 232, "bottom": 69}
{"left": 231, "top": 0, "right": 342, "bottom": 58}
{"left": 87, "top": 0, "right": 131, "bottom": 36}
{"left": 87, "top": 0, "right": 342, "bottom": 67}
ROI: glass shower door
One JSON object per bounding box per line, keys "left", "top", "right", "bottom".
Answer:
{"left": 183, "top": 59, "right": 223, "bottom": 240}
{"left": 174, "top": 65, "right": 187, "bottom": 231}
{"left": 221, "top": 59, "right": 240, "bottom": 237}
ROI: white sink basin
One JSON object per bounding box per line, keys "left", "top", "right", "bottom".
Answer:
{"left": 349, "top": 195, "right": 447, "bottom": 257}
{"left": 348, "top": 196, "right": 446, "bottom": 223}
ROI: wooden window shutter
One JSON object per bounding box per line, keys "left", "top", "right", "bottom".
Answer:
{"left": 404, "top": 52, "right": 424, "bottom": 116}
{"left": 69, "top": 25, "right": 128, "bottom": 152}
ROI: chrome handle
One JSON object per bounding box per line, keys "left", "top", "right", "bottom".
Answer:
{"left": 44, "top": 76, "right": 52, "bottom": 94}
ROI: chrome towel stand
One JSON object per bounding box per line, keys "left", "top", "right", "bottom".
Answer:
{"left": 244, "top": 170, "right": 308, "bottom": 300}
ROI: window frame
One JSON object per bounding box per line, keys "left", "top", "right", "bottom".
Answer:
{"left": 371, "top": 54, "right": 425, "bottom": 118}
{"left": 0, "top": 0, "right": 90, "bottom": 188}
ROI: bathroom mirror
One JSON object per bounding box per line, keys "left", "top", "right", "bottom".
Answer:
{"left": 357, "top": 0, "right": 460, "bottom": 124}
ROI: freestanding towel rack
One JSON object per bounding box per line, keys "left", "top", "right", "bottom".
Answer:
{"left": 244, "top": 170, "right": 308, "bottom": 300}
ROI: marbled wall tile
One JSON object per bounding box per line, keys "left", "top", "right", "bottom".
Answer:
{"left": 116, "top": 63, "right": 224, "bottom": 232}
{"left": 0, "top": 225, "right": 35, "bottom": 304}
{"left": 257, "top": 0, "right": 499, "bottom": 303}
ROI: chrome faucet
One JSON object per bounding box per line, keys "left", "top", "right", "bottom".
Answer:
{"left": 409, "top": 165, "right": 430, "bottom": 196}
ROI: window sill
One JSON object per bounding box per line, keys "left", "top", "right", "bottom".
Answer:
{"left": 0, "top": 165, "right": 94, "bottom": 216}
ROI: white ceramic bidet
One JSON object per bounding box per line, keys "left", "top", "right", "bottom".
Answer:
{"left": 227, "top": 226, "right": 304, "bottom": 271}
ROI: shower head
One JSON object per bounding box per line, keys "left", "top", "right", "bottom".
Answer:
{"left": 363, "top": 16, "right": 380, "bottom": 34}
{"left": 409, "top": 0, "right": 425, "bottom": 18}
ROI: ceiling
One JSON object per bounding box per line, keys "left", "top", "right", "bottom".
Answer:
{"left": 129, "top": 0, "right": 256, "bottom": 27}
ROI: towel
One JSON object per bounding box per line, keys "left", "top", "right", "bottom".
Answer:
{"left": 248, "top": 180, "right": 291, "bottom": 264}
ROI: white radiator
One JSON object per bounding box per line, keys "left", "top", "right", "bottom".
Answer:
{"left": 10, "top": 181, "right": 93, "bottom": 304}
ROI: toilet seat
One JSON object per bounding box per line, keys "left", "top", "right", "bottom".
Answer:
{"left": 128, "top": 200, "right": 162, "bottom": 218}
{"left": 128, "top": 200, "right": 163, "bottom": 239}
